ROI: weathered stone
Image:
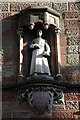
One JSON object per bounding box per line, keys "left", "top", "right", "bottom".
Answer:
{"left": 63, "top": 11, "right": 79, "bottom": 19}
{"left": 67, "top": 37, "right": 79, "bottom": 45}
{"left": 52, "top": 111, "right": 74, "bottom": 119}
{"left": 2, "top": 111, "right": 12, "bottom": 118}
{"left": 68, "top": 2, "right": 80, "bottom": 11}
{"left": 2, "top": 20, "right": 12, "bottom": 30}
{"left": 66, "top": 66, "right": 80, "bottom": 74}
{"left": 66, "top": 54, "right": 79, "bottom": 66}
{"left": 0, "top": 13, "right": 17, "bottom": 20}
{"left": 2, "top": 65, "right": 14, "bottom": 77}
{"left": 52, "top": 104, "right": 65, "bottom": 110}
{"left": 2, "top": 3, "right": 8, "bottom": 12}
{"left": 65, "top": 101, "right": 79, "bottom": 110}
{"left": 65, "top": 92, "right": 80, "bottom": 101}
{"left": 66, "top": 46, "right": 79, "bottom": 54}
{"left": 65, "top": 28, "right": 79, "bottom": 37}
{"left": 2, "top": 46, "right": 12, "bottom": 57}
{"left": 12, "top": 111, "right": 30, "bottom": 118}
{"left": 52, "top": 3, "right": 67, "bottom": 11}
{"left": 10, "top": 2, "right": 38, "bottom": 12}
{"left": 65, "top": 20, "right": 79, "bottom": 28}
{"left": 2, "top": 38, "right": 13, "bottom": 46}
{"left": 71, "top": 70, "right": 80, "bottom": 83}
{"left": 38, "top": 2, "right": 52, "bottom": 7}
{"left": 0, "top": 3, "right": 1, "bottom": 12}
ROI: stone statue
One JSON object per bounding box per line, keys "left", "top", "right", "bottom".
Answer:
{"left": 30, "top": 30, "right": 51, "bottom": 76}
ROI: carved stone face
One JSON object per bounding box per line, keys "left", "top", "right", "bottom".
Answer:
{"left": 37, "top": 30, "right": 42, "bottom": 37}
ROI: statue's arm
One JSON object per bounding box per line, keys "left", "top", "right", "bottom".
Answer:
{"left": 30, "top": 40, "right": 40, "bottom": 49}
{"left": 45, "top": 42, "right": 50, "bottom": 55}
{"left": 42, "top": 42, "right": 50, "bottom": 57}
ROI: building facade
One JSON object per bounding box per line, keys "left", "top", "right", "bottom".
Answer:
{"left": 1, "top": 1, "right": 80, "bottom": 119}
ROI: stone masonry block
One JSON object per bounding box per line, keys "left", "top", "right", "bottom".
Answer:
{"left": 65, "top": 101, "right": 79, "bottom": 110}
{"left": 52, "top": 110, "right": 75, "bottom": 120}
{"left": 10, "top": 2, "right": 38, "bottom": 12}
{"left": 2, "top": 65, "right": 14, "bottom": 77}
{"left": 68, "top": 2, "right": 80, "bottom": 11}
{"left": 63, "top": 11, "right": 79, "bottom": 19}
{"left": 52, "top": 3, "right": 67, "bottom": 11}
{"left": 65, "top": 92, "right": 80, "bottom": 101}
{"left": 64, "top": 20, "right": 79, "bottom": 28}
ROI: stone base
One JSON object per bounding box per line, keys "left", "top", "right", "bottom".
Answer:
{"left": 56, "top": 74, "right": 63, "bottom": 80}
{"left": 17, "top": 74, "right": 24, "bottom": 82}
{"left": 27, "top": 74, "right": 54, "bottom": 81}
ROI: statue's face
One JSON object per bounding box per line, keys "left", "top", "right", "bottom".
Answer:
{"left": 38, "top": 30, "right": 42, "bottom": 37}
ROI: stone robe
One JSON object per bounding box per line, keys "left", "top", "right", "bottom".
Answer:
{"left": 30, "top": 37, "right": 51, "bottom": 76}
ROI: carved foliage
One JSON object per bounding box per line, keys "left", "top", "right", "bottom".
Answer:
{"left": 17, "top": 86, "right": 64, "bottom": 113}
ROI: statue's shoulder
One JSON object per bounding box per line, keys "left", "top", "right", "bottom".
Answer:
{"left": 41, "top": 38, "right": 46, "bottom": 42}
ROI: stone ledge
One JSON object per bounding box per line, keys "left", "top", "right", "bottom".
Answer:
{"left": 2, "top": 78, "right": 80, "bottom": 90}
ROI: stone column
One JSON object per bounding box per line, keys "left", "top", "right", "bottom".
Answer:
{"left": 55, "top": 27, "right": 63, "bottom": 79}
{"left": 17, "top": 28, "right": 24, "bottom": 82}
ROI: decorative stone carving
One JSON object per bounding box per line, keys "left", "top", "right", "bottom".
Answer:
{"left": 29, "top": 30, "right": 51, "bottom": 76}
{"left": 71, "top": 70, "right": 80, "bottom": 82}
{"left": 2, "top": 3, "right": 8, "bottom": 12}
{"left": 66, "top": 54, "right": 79, "bottom": 66}
{"left": 66, "top": 46, "right": 79, "bottom": 54}
{"left": 66, "top": 66, "right": 80, "bottom": 74}
{"left": 65, "top": 28, "right": 79, "bottom": 37}
{"left": 68, "top": 2, "right": 79, "bottom": 11}
{"left": 67, "top": 36, "right": 79, "bottom": 45}
{"left": 17, "top": 86, "right": 64, "bottom": 114}
{"left": 65, "top": 20, "right": 78, "bottom": 28}
{"left": 63, "top": 11, "right": 79, "bottom": 19}
{"left": 65, "top": 101, "right": 79, "bottom": 110}
{"left": 52, "top": 111, "right": 74, "bottom": 119}
{"left": 52, "top": 3, "right": 67, "bottom": 11}
{"left": 0, "top": 13, "right": 14, "bottom": 19}
{"left": 65, "top": 92, "right": 80, "bottom": 101}
{"left": 10, "top": 3, "right": 38, "bottom": 12}
{"left": 38, "top": 2, "right": 52, "bottom": 7}
{"left": 52, "top": 104, "right": 65, "bottom": 110}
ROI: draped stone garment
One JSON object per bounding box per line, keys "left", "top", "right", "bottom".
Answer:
{"left": 30, "top": 37, "right": 51, "bottom": 76}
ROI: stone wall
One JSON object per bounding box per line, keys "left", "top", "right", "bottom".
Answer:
{"left": 1, "top": 2, "right": 80, "bottom": 83}
{"left": 1, "top": 1, "right": 80, "bottom": 120}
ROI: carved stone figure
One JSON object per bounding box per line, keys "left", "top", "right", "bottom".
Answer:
{"left": 30, "top": 30, "right": 51, "bottom": 76}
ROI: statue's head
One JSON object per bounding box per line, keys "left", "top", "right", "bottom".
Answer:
{"left": 37, "top": 30, "right": 42, "bottom": 37}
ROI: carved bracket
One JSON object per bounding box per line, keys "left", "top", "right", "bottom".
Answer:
{"left": 17, "top": 85, "right": 64, "bottom": 114}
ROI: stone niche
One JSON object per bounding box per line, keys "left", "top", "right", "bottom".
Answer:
{"left": 17, "top": 6, "right": 62, "bottom": 78}
{"left": 17, "top": 6, "right": 65, "bottom": 116}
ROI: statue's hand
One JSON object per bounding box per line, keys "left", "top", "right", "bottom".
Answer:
{"left": 42, "top": 51, "right": 50, "bottom": 57}
{"left": 34, "top": 44, "right": 40, "bottom": 49}
{"left": 30, "top": 44, "right": 35, "bottom": 48}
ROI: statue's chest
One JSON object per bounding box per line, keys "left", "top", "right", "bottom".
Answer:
{"left": 35, "top": 39, "right": 45, "bottom": 46}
